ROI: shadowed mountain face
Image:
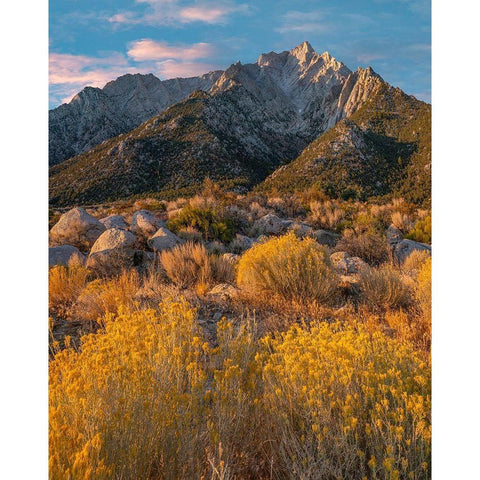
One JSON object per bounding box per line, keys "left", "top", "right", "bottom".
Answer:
{"left": 49, "top": 71, "right": 223, "bottom": 165}
{"left": 49, "top": 42, "right": 430, "bottom": 207}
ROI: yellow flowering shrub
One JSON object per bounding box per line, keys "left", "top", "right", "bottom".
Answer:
{"left": 49, "top": 299, "right": 210, "bottom": 479}
{"left": 261, "top": 321, "right": 431, "bottom": 479}
{"left": 415, "top": 257, "right": 431, "bottom": 318}
{"left": 237, "top": 232, "right": 339, "bottom": 304}
{"left": 50, "top": 299, "right": 431, "bottom": 479}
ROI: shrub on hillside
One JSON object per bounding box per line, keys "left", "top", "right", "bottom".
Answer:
{"left": 335, "top": 230, "right": 390, "bottom": 265}
{"left": 160, "top": 242, "right": 234, "bottom": 290}
{"left": 358, "top": 266, "right": 411, "bottom": 310}
{"left": 308, "top": 200, "right": 346, "bottom": 231}
{"left": 49, "top": 299, "right": 210, "bottom": 480}
{"left": 406, "top": 215, "right": 431, "bottom": 244}
{"left": 49, "top": 257, "right": 90, "bottom": 317}
{"left": 403, "top": 249, "right": 431, "bottom": 276}
{"left": 167, "top": 205, "right": 236, "bottom": 243}
{"left": 415, "top": 256, "right": 431, "bottom": 318}
{"left": 237, "top": 232, "right": 339, "bottom": 304}
{"left": 391, "top": 211, "right": 413, "bottom": 232}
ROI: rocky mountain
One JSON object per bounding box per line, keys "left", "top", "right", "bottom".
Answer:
{"left": 49, "top": 71, "right": 223, "bottom": 165}
{"left": 49, "top": 41, "right": 430, "bottom": 207}
{"left": 260, "top": 82, "right": 431, "bottom": 206}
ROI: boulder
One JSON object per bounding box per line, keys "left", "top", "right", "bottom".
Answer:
{"left": 49, "top": 207, "right": 106, "bottom": 250}
{"left": 287, "top": 221, "right": 314, "bottom": 237}
{"left": 49, "top": 245, "right": 85, "bottom": 267}
{"left": 99, "top": 214, "right": 129, "bottom": 230}
{"left": 253, "top": 213, "right": 286, "bottom": 235}
{"left": 330, "top": 251, "right": 368, "bottom": 274}
{"left": 133, "top": 250, "right": 156, "bottom": 271}
{"left": 386, "top": 224, "right": 403, "bottom": 247}
{"left": 148, "top": 227, "right": 183, "bottom": 251}
{"left": 312, "top": 229, "right": 340, "bottom": 247}
{"left": 394, "top": 239, "right": 431, "bottom": 264}
{"left": 90, "top": 228, "right": 137, "bottom": 255}
{"left": 131, "top": 210, "right": 165, "bottom": 238}
{"left": 230, "top": 234, "right": 254, "bottom": 253}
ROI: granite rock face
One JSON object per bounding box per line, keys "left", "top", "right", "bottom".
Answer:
{"left": 49, "top": 71, "right": 223, "bottom": 165}
{"left": 49, "top": 245, "right": 85, "bottom": 267}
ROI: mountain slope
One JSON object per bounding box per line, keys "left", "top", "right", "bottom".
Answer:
{"left": 260, "top": 82, "right": 431, "bottom": 206}
{"left": 49, "top": 71, "right": 222, "bottom": 165}
{"left": 49, "top": 42, "right": 430, "bottom": 207}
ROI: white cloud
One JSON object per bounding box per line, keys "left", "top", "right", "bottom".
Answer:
{"left": 275, "top": 10, "right": 332, "bottom": 34}
{"left": 108, "top": 0, "right": 249, "bottom": 27}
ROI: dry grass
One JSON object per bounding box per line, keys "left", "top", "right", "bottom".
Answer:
{"left": 335, "top": 230, "right": 390, "bottom": 265}
{"left": 359, "top": 266, "right": 411, "bottom": 310}
{"left": 308, "top": 200, "right": 345, "bottom": 230}
{"left": 72, "top": 269, "right": 141, "bottom": 323}
{"left": 385, "top": 309, "right": 431, "bottom": 352}
{"left": 49, "top": 257, "right": 90, "bottom": 317}
{"left": 177, "top": 226, "right": 203, "bottom": 243}
{"left": 403, "top": 249, "right": 431, "bottom": 276}
{"left": 391, "top": 211, "right": 413, "bottom": 232}
{"left": 160, "top": 242, "right": 235, "bottom": 289}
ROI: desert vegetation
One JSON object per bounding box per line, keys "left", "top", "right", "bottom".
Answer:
{"left": 49, "top": 186, "right": 431, "bottom": 479}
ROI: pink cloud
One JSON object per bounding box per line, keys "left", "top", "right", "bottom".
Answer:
{"left": 49, "top": 52, "right": 134, "bottom": 85}
{"left": 179, "top": 6, "right": 228, "bottom": 23}
{"left": 127, "top": 40, "right": 215, "bottom": 61}
{"left": 49, "top": 52, "right": 151, "bottom": 106}
{"left": 157, "top": 60, "right": 220, "bottom": 78}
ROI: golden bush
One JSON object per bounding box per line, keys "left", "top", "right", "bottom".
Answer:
{"left": 261, "top": 321, "right": 431, "bottom": 479}
{"left": 49, "top": 257, "right": 90, "bottom": 317}
{"left": 403, "top": 249, "right": 431, "bottom": 276}
{"left": 359, "top": 266, "right": 411, "bottom": 310}
{"left": 49, "top": 299, "right": 210, "bottom": 480}
{"left": 160, "top": 242, "right": 234, "bottom": 289}
{"left": 237, "top": 232, "right": 339, "bottom": 304}
{"left": 415, "top": 256, "right": 431, "bottom": 318}
{"left": 72, "top": 269, "right": 141, "bottom": 322}
{"left": 49, "top": 303, "right": 431, "bottom": 479}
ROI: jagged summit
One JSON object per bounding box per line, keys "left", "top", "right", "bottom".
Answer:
{"left": 289, "top": 40, "right": 315, "bottom": 61}
{"left": 50, "top": 42, "right": 397, "bottom": 169}
{"left": 50, "top": 41, "right": 430, "bottom": 207}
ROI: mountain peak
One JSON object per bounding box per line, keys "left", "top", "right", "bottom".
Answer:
{"left": 289, "top": 41, "right": 315, "bottom": 61}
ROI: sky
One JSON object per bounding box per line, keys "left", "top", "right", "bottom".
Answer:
{"left": 49, "top": 0, "right": 431, "bottom": 109}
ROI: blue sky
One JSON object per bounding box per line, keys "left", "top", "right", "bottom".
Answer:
{"left": 49, "top": 0, "right": 431, "bottom": 108}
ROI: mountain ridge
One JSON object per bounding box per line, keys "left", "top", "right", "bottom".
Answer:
{"left": 49, "top": 42, "right": 430, "bottom": 207}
